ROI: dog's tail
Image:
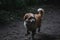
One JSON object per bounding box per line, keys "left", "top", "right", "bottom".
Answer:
{"left": 37, "top": 8, "right": 44, "bottom": 16}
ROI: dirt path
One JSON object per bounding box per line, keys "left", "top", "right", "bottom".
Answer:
{"left": 0, "top": 5, "right": 60, "bottom": 40}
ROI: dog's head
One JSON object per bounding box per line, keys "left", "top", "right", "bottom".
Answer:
{"left": 24, "top": 13, "right": 36, "bottom": 27}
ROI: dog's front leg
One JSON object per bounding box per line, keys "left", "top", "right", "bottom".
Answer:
{"left": 32, "top": 29, "right": 36, "bottom": 40}
{"left": 38, "top": 23, "right": 41, "bottom": 32}
{"left": 25, "top": 29, "right": 30, "bottom": 40}
{"left": 25, "top": 29, "right": 30, "bottom": 36}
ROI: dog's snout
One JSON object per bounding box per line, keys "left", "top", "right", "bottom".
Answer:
{"left": 31, "top": 20, "right": 35, "bottom": 23}
{"left": 30, "top": 19, "right": 35, "bottom": 22}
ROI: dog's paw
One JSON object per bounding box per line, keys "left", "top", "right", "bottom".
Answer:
{"left": 25, "top": 35, "right": 31, "bottom": 40}
{"left": 25, "top": 37, "right": 28, "bottom": 40}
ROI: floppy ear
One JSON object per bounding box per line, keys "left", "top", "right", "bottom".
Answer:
{"left": 23, "top": 14, "right": 28, "bottom": 20}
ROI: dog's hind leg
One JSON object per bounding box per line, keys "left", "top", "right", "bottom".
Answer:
{"left": 38, "top": 26, "right": 41, "bottom": 32}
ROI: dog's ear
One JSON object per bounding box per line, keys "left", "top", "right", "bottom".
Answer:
{"left": 23, "top": 14, "right": 28, "bottom": 20}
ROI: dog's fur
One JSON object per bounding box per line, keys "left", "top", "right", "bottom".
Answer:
{"left": 23, "top": 8, "right": 44, "bottom": 39}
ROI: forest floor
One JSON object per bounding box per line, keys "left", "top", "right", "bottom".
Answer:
{"left": 0, "top": 4, "right": 60, "bottom": 40}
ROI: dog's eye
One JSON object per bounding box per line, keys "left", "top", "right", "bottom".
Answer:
{"left": 29, "top": 17, "right": 32, "bottom": 19}
{"left": 25, "top": 17, "right": 27, "bottom": 20}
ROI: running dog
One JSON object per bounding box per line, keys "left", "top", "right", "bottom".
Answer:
{"left": 23, "top": 8, "right": 44, "bottom": 39}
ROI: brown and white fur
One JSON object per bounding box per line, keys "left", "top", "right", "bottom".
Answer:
{"left": 23, "top": 8, "right": 44, "bottom": 39}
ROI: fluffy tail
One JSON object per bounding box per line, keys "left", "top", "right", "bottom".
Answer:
{"left": 37, "top": 8, "right": 44, "bottom": 16}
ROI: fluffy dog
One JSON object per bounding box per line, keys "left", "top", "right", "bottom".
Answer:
{"left": 23, "top": 8, "right": 44, "bottom": 39}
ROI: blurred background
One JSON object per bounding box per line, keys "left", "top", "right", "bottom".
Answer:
{"left": 0, "top": 0, "right": 60, "bottom": 24}
{"left": 0, "top": 0, "right": 60, "bottom": 40}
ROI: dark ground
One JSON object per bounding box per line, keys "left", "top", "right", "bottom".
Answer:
{"left": 0, "top": 5, "right": 60, "bottom": 40}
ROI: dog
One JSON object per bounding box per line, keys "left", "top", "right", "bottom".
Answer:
{"left": 23, "top": 8, "right": 44, "bottom": 39}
